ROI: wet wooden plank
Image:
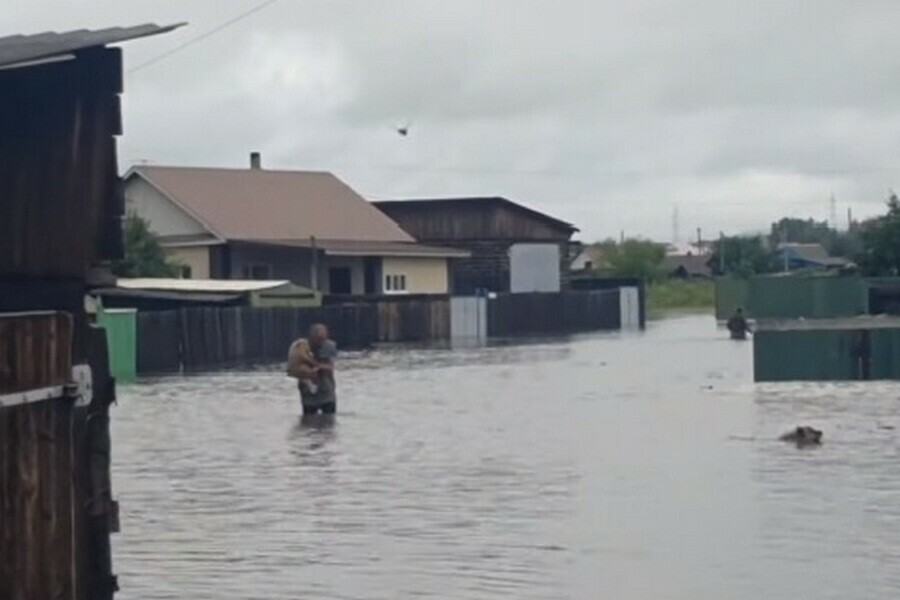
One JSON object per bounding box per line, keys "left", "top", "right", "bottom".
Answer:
{"left": 0, "top": 312, "right": 72, "bottom": 395}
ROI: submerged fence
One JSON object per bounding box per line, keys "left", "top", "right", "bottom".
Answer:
{"left": 132, "top": 290, "right": 631, "bottom": 375}
{"left": 138, "top": 304, "right": 379, "bottom": 374}
{"left": 488, "top": 290, "right": 620, "bottom": 337}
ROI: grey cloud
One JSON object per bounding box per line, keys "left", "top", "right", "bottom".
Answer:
{"left": 7, "top": 0, "right": 900, "bottom": 240}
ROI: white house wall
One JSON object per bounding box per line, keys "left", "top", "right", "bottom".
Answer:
{"left": 166, "top": 246, "right": 210, "bottom": 279}
{"left": 382, "top": 257, "right": 450, "bottom": 294}
{"left": 228, "top": 244, "right": 318, "bottom": 286}
{"left": 125, "top": 176, "right": 210, "bottom": 238}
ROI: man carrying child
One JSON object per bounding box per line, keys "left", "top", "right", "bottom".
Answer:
{"left": 287, "top": 323, "right": 338, "bottom": 415}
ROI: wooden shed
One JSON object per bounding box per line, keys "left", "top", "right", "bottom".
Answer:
{"left": 0, "top": 23, "right": 179, "bottom": 600}
{"left": 374, "top": 197, "right": 580, "bottom": 294}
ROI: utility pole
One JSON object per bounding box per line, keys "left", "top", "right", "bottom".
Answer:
{"left": 829, "top": 192, "right": 837, "bottom": 230}
{"left": 672, "top": 205, "right": 680, "bottom": 244}
{"left": 719, "top": 231, "right": 725, "bottom": 274}
{"left": 781, "top": 227, "right": 789, "bottom": 272}
{"left": 310, "top": 235, "right": 319, "bottom": 292}
{"left": 847, "top": 207, "right": 853, "bottom": 231}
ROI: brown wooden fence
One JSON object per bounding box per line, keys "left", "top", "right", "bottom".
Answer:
{"left": 1, "top": 312, "right": 117, "bottom": 600}
{"left": 134, "top": 292, "right": 627, "bottom": 375}
{"left": 138, "top": 303, "right": 386, "bottom": 374}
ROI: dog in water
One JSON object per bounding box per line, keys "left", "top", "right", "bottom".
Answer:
{"left": 779, "top": 426, "right": 823, "bottom": 447}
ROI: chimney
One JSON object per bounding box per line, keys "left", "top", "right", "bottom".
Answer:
{"left": 250, "top": 151, "right": 261, "bottom": 170}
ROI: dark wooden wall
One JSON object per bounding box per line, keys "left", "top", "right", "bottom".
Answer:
{"left": 376, "top": 201, "right": 575, "bottom": 242}
{"left": 0, "top": 48, "right": 123, "bottom": 283}
{"left": 375, "top": 201, "right": 577, "bottom": 294}
{"left": 0, "top": 48, "right": 123, "bottom": 600}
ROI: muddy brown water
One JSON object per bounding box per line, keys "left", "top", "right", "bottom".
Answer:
{"left": 112, "top": 315, "right": 900, "bottom": 599}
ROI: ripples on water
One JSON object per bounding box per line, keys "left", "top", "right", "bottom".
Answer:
{"left": 112, "top": 315, "right": 900, "bottom": 599}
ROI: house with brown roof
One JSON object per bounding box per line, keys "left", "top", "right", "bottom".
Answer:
{"left": 124, "top": 155, "right": 467, "bottom": 295}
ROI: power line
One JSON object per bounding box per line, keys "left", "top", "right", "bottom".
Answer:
{"left": 127, "top": 0, "right": 280, "bottom": 75}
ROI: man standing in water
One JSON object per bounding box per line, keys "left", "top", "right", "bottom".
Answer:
{"left": 726, "top": 307, "right": 751, "bottom": 340}
{"left": 287, "top": 323, "right": 338, "bottom": 415}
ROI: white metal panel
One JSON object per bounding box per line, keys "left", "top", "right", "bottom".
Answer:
{"left": 117, "top": 278, "right": 290, "bottom": 293}
{"left": 450, "top": 297, "right": 487, "bottom": 342}
{"left": 509, "top": 243, "right": 560, "bottom": 293}
{"left": 619, "top": 287, "right": 640, "bottom": 330}
{"left": 0, "top": 364, "right": 92, "bottom": 408}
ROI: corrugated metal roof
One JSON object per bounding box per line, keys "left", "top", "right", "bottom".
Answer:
{"left": 117, "top": 278, "right": 291, "bottom": 293}
{"left": 374, "top": 197, "right": 579, "bottom": 233}
{"left": 0, "top": 23, "right": 184, "bottom": 69}
{"left": 95, "top": 288, "right": 243, "bottom": 304}
{"left": 776, "top": 243, "right": 849, "bottom": 266}
{"left": 129, "top": 166, "right": 416, "bottom": 244}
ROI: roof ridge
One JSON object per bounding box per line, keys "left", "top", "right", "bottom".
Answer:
{"left": 132, "top": 164, "right": 335, "bottom": 176}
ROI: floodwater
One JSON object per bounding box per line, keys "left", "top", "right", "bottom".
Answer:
{"left": 112, "top": 314, "right": 900, "bottom": 599}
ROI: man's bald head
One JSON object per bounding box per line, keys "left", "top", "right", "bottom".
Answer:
{"left": 309, "top": 323, "right": 329, "bottom": 345}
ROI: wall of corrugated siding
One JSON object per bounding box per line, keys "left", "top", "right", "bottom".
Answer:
{"left": 715, "top": 276, "right": 868, "bottom": 320}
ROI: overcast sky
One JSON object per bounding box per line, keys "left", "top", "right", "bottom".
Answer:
{"left": 9, "top": 0, "right": 900, "bottom": 241}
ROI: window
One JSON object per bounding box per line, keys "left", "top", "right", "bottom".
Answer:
{"left": 328, "top": 267, "right": 353, "bottom": 295}
{"left": 241, "top": 264, "right": 272, "bottom": 280}
{"left": 384, "top": 273, "right": 408, "bottom": 294}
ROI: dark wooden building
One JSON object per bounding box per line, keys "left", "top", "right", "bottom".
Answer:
{"left": 374, "top": 197, "right": 580, "bottom": 294}
{"left": 0, "top": 24, "right": 179, "bottom": 600}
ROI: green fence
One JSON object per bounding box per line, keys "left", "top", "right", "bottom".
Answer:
{"left": 716, "top": 275, "right": 868, "bottom": 320}
{"left": 753, "top": 318, "right": 900, "bottom": 381}
{"left": 871, "top": 328, "right": 900, "bottom": 379}
{"left": 97, "top": 308, "right": 137, "bottom": 383}
{"left": 754, "top": 328, "right": 859, "bottom": 381}
{"left": 714, "top": 278, "right": 750, "bottom": 320}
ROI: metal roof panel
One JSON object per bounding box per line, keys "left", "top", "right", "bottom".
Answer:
{"left": 0, "top": 23, "right": 184, "bottom": 68}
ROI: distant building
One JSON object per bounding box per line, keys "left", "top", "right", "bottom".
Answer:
{"left": 665, "top": 241, "right": 713, "bottom": 257}
{"left": 570, "top": 245, "right": 609, "bottom": 272}
{"left": 663, "top": 254, "right": 713, "bottom": 279}
{"left": 774, "top": 243, "right": 851, "bottom": 271}
{"left": 374, "top": 197, "right": 579, "bottom": 294}
{"left": 124, "top": 157, "right": 467, "bottom": 296}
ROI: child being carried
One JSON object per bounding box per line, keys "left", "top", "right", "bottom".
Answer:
{"left": 287, "top": 338, "right": 319, "bottom": 394}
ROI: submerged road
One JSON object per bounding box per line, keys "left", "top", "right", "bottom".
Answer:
{"left": 112, "top": 314, "right": 900, "bottom": 599}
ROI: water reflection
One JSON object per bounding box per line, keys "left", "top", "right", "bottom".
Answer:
{"left": 111, "top": 315, "right": 900, "bottom": 600}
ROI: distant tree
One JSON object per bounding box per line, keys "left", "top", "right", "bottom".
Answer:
{"left": 856, "top": 193, "right": 900, "bottom": 275}
{"left": 605, "top": 239, "right": 666, "bottom": 283}
{"left": 770, "top": 217, "right": 831, "bottom": 245}
{"left": 113, "top": 214, "right": 180, "bottom": 277}
{"left": 710, "top": 235, "right": 776, "bottom": 277}
{"left": 770, "top": 216, "right": 860, "bottom": 257}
